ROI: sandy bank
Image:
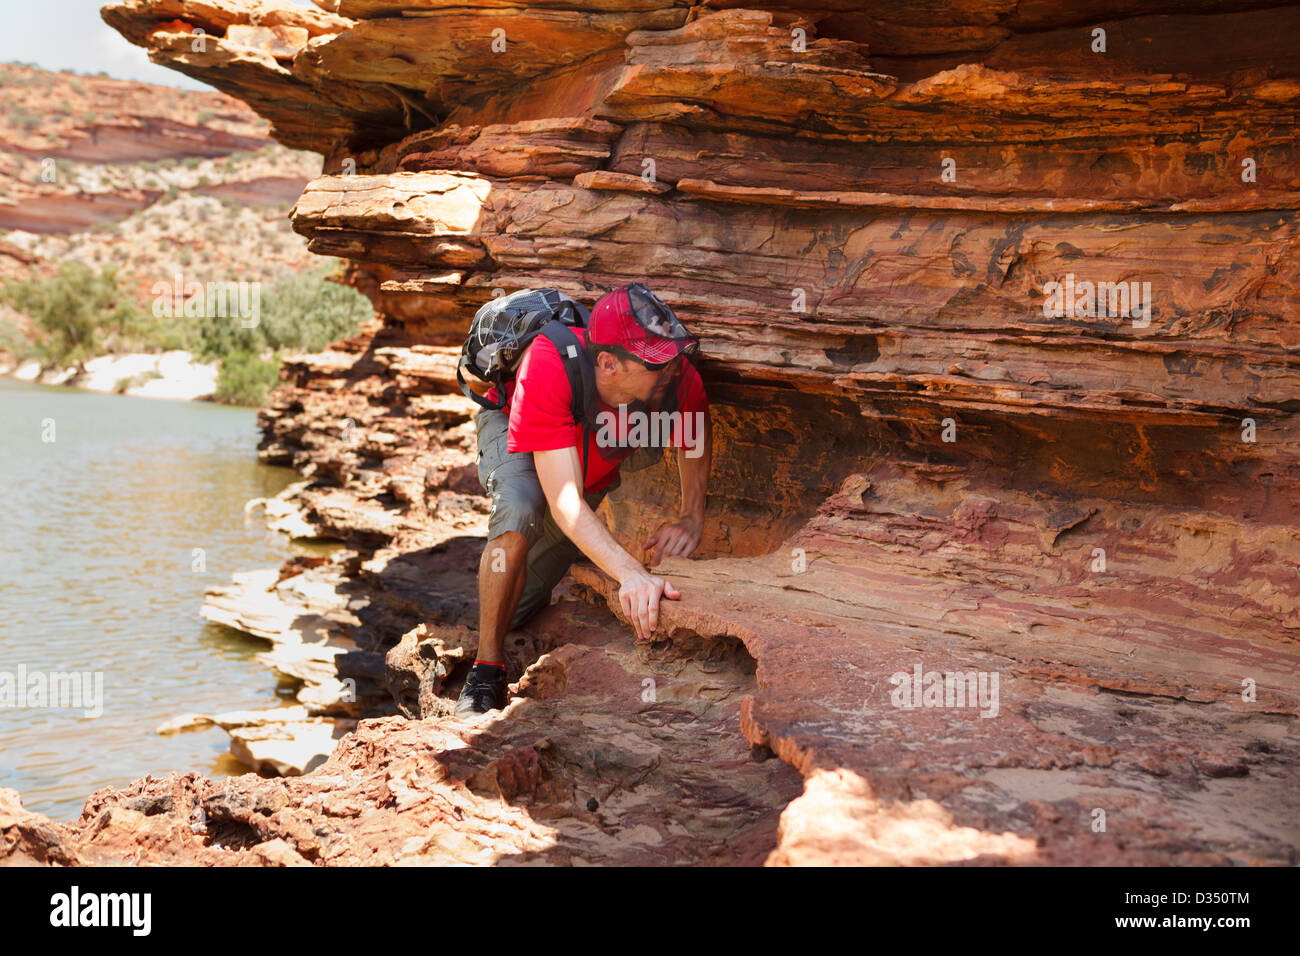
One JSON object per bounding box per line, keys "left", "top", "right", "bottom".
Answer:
{"left": 1, "top": 350, "right": 219, "bottom": 401}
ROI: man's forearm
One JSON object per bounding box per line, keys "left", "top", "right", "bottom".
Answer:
{"left": 556, "top": 494, "right": 644, "bottom": 583}
{"left": 533, "top": 446, "right": 645, "bottom": 584}
{"left": 677, "top": 413, "right": 711, "bottom": 520}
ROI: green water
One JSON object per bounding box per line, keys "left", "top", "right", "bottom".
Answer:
{"left": 0, "top": 378, "right": 306, "bottom": 822}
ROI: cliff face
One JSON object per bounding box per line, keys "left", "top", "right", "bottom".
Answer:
{"left": 4, "top": 0, "right": 1295, "bottom": 866}
{"left": 0, "top": 62, "right": 321, "bottom": 317}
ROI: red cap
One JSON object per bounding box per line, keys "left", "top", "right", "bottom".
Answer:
{"left": 588, "top": 283, "right": 697, "bottom": 365}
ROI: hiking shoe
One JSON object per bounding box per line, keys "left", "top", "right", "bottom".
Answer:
{"left": 456, "top": 662, "right": 509, "bottom": 716}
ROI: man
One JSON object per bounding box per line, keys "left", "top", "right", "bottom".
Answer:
{"left": 458, "top": 283, "right": 712, "bottom": 716}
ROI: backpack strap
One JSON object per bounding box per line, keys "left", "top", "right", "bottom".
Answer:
{"left": 540, "top": 320, "right": 596, "bottom": 492}
{"left": 457, "top": 357, "right": 508, "bottom": 411}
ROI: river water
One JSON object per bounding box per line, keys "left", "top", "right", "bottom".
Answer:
{"left": 0, "top": 378, "right": 306, "bottom": 821}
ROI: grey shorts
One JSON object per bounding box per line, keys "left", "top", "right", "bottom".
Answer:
{"left": 475, "top": 406, "right": 618, "bottom": 630}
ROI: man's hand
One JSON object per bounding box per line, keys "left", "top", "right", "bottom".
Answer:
{"left": 644, "top": 513, "right": 703, "bottom": 566}
{"left": 533, "top": 445, "right": 686, "bottom": 642}
{"left": 619, "top": 567, "right": 681, "bottom": 640}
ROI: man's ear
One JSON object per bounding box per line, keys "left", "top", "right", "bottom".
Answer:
{"left": 594, "top": 350, "right": 621, "bottom": 375}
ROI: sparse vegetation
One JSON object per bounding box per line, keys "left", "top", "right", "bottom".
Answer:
{"left": 213, "top": 348, "right": 281, "bottom": 406}
{"left": 0, "top": 320, "right": 38, "bottom": 364}
{"left": 11, "top": 107, "right": 41, "bottom": 131}
{"left": 194, "top": 261, "right": 372, "bottom": 362}
{"left": 0, "top": 262, "right": 153, "bottom": 368}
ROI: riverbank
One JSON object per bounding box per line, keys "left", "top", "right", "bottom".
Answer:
{"left": 0, "top": 378, "right": 304, "bottom": 822}
{"left": 0, "top": 350, "right": 219, "bottom": 401}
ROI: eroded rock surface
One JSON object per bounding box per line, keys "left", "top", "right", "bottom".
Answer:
{"left": 3, "top": 598, "right": 800, "bottom": 865}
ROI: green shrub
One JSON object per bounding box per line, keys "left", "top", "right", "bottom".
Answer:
{"left": 191, "top": 305, "right": 260, "bottom": 361}
{"left": 1, "top": 259, "right": 370, "bottom": 398}
{"left": 192, "top": 262, "right": 372, "bottom": 361}
{"left": 150, "top": 316, "right": 196, "bottom": 353}
{"left": 0, "top": 320, "right": 39, "bottom": 363}
{"left": 0, "top": 262, "right": 152, "bottom": 367}
{"left": 215, "top": 349, "right": 281, "bottom": 406}
{"left": 259, "top": 263, "right": 372, "bottom": 353}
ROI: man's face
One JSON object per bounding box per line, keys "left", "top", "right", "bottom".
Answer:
{"left": 597, "top": 351, "right": 682, "bottom": 406}
{"left": 646, "top": 354, "right": 684, "bottom": 404}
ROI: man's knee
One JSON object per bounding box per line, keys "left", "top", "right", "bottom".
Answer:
{"left": 487, "top": 478, "right": 548, "bottom": 545}
{"left": 481, "top": 530, "right": 528, "bottom": 572}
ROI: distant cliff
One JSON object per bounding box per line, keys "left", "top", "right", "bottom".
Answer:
{"left": 0, "top": 61, "right": 320, "bottom": 308}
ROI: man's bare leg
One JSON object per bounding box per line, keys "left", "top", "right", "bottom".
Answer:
{"left": 476, "top": 530, "right": 530, "bottom": 664}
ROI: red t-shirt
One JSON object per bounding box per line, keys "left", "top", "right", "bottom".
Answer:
{"left": 484, "top": 327, "right": 708, "bottom": 494}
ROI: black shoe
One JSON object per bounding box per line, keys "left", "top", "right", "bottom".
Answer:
{"left": 456, "top": 662, "right": 509, "bottom": 716}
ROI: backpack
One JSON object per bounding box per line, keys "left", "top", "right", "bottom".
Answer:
{"left": 457, "top": 287, "right": 600, "bottom": 483}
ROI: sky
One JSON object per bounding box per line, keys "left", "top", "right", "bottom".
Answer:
{"left": 0, "top": 0, "right": 319, "bottom": 91}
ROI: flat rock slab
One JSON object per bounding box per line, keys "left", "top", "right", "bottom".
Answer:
{"left": 569, "top": 560, "right": 1300, "bottom": 865}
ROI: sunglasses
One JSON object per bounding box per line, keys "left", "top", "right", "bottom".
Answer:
{"left": 641, "top": 338, "right": 698, "bottom": 372}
